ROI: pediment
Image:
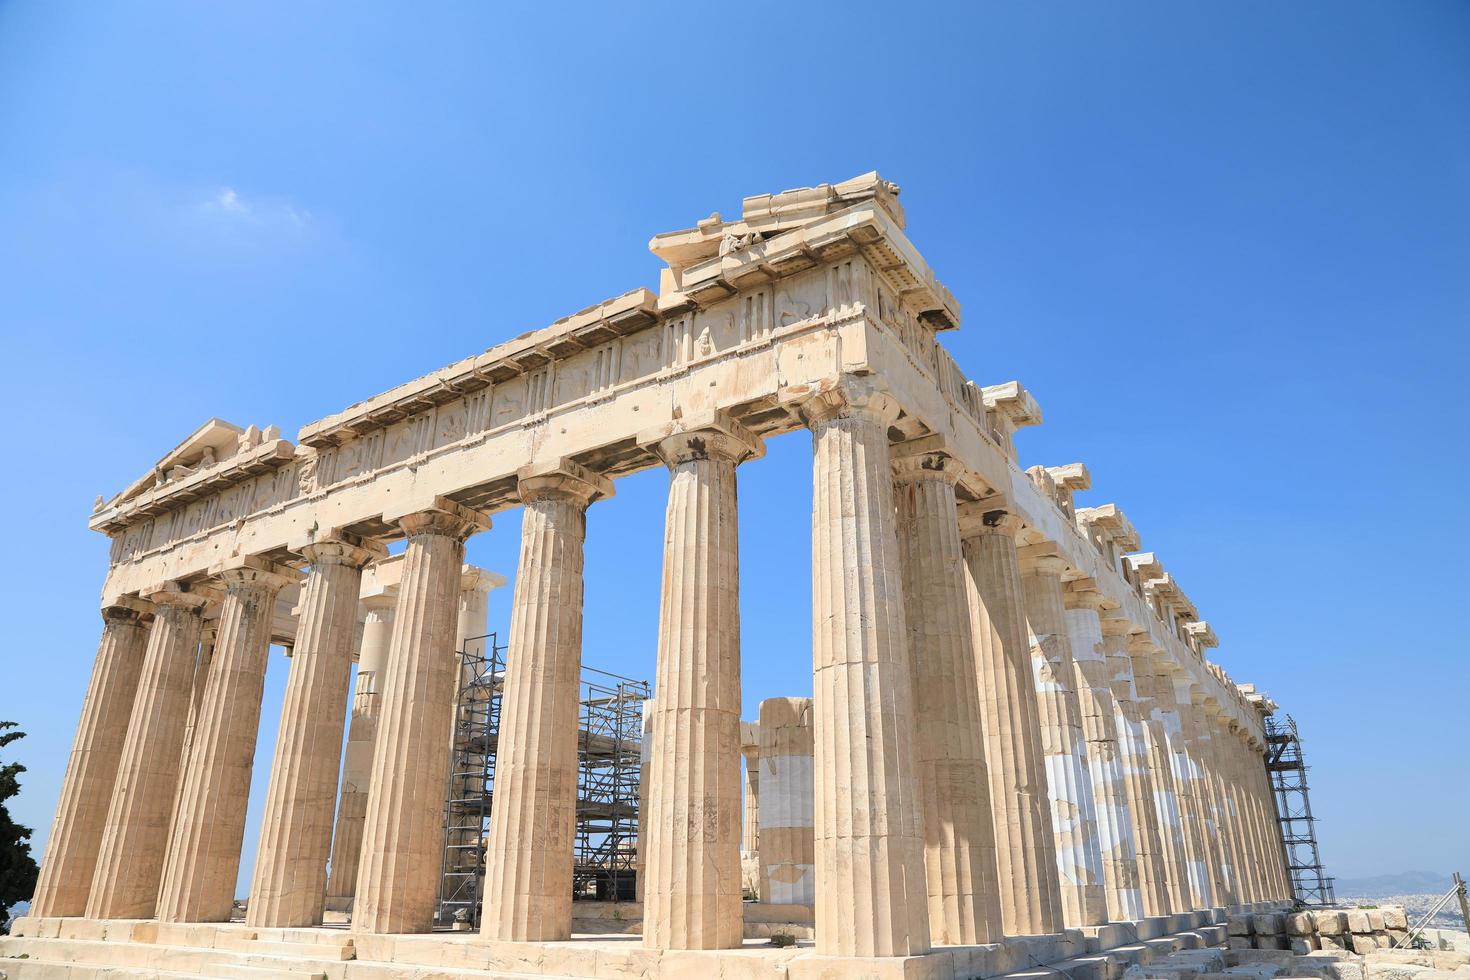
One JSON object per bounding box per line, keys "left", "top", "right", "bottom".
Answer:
{"left": 102, "top": 418, "right": 281, "bottom": 511}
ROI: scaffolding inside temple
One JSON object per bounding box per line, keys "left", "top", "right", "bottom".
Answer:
{"left": 435, "top": 636, "right": 649, "bottom": 928}
{"left": 573, "top": 667, "right": 649, "bottom": 902}
{"left": 1265, "top": 713, "right": 1337, "bottom": 906}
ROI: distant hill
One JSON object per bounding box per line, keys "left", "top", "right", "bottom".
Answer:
{"left": 1335, "top": 871, "right": 1455, "bottom": 897}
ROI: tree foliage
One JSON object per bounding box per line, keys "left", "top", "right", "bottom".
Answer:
{"left": 0, "top": 721, "right": 39, "bottom": 934}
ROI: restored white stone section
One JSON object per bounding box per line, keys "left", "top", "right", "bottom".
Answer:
{"left": 249, "top": 539, "right": 381, "bottom": 927}
{"left": 1148, "top": 663, "right": 1213, "bottom": 909}
{"left": 1103, "top": 619, "right": 1171, "bottom": 917}
{"left": 802, "top": 379, "right": 930, "bottom": 957}
{"left": 29, "top": 599, "right": 152, "bottom": 917}
{"left": 1128, "top": 637, "right": 1192, "bottom": 915}
{"left": 481, "top": 463, "right": 610, "bottom": 942}
{"left": 1064, "top": 591, "right": 1144, "bottom": 922}
{"left": 640, "top": 414, "right": 761, "bottom": 951}
{"left": 1020, "top": 555, "right": 1106, "bottom": 928}
{"left": 756, "top": 697, "right": 815, "bottom": 907}
{"left": 353, "top": 499, "right": 490, "bottom": 935}
{"left": 894, "top": 448, "right": 1003, "bottom": 945}
{"left": 963, "top": 508, "right": 1065, "bottom": 938}
{"left": 87, "top": 585, "right": 207, "bottom": 920}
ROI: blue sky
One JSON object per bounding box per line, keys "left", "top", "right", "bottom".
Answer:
{"left": 1, "top": 2, "right": 1465, "bottom": 896}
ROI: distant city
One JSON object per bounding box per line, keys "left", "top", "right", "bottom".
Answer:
{"left": 1334, "top": 872, "right": 1467, "bottom": 932}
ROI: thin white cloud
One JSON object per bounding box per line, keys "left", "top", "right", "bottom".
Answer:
{"left": 196, "top": 186, "right": 310, "bottom": 230}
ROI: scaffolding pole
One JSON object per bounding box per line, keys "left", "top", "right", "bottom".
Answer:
{"left": 435, "top": 638, "right": 649, "bottom": 927}
{"left": 1265, "top": 713, "right": 1336, "bottom": 906}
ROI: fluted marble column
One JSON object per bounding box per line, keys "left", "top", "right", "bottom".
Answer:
{"left": 1128, "top": 638, "right": 1192, "bottom": 913}
{"left": 641, "top": 416, "right": 760, "bottom": 950}
{"left": 1146, "top": 663, "right": 1213, "bottom": 909}
{"left": 1174, "top": 680, "right": 1227, "bottom": 906}
{"left": 894, "top": 449, "right": 1002, "bottom": 945}
{"left": 158, "top": 559, "right": 296, "bottom": 923}
{"left": 1102, "top": 619, "right": 1171, "bottom": 916}
{"left": 740, "top": 723, "right": 761, "bottom": 857}
{"left": 1020, "top": 555, "right": 1106, "bottom": 927}
{"left": 1199, "top": 700, "right": 1242, "bottom": 905}
{"left": 1064, "top": 590, "right": 1144, "bottom": 922}
{"left": 354, "top": 499, "right": 490, "bottom": 935}
{"left": 30, "top": 599, "right": 153, "bottom": 917}
{"left": 757, "top": 697, "right": 815, "bottom": 906}
{"left": 482, "top": 463, "right": 610, "bottom": 942}
{"left": 803, "top": 380, "right": 930, "bottom": 957}
{"left": 325, "top": 589, "right": 395, "bottom": 907}
{"left": 87, "top": 585, "right": 207, "bottom": 920}
{"left": 1223, "top": 732, "right": 1262, "bottom": 902}
{"left": 169, "top": 625, "right": 217, "bottom": 848}
{"left": 962, "top": 509, "right": 1064, "bottom": 938}
{"left": 249, "top": 538, "right": 381, "bottom": 927}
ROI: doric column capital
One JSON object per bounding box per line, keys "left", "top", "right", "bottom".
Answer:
{"left": 300, "top": 532, "right": 388, "bottom": 571}
{"left": 101, "top": 595, "right": 155, "bottom": 626}
{"left": 216, "top": 558, "right": 301, "bottom": 596}
{"left": 740, "top": 721, "right": 760, "bottom": 764}
{"left": 395, "top": 496, "right": 493, "bottom": 540}
{"left": 1099, "top": 613, "right": 1135, "bottom": 638}
{"left": 1017, "top": 554, "right": 1069, "bottom": 578}
{"left": 641, "top": 410, "right": 765, "bottom": 468}
{"left": 1063, "top": 585, "right": 1111, "bottom": 613}
{"left": 791, "top": 375, "right": 901, "bottom": 428}
{"left": 1184, "top": 621, "right": 1219, "bottom": 649}
{"left": 891, "top": 449, "right": 962, "bottom": 486}
{"left": 516, "top": 459, "right": 614, "bottom": 507}
{"left": 460, "top": 564, "right": 507, "bottom": 596}
{"left": 143, "top": 581, "right": 211, "bottom": 613}
{"left": 956, "top": 503, "right": 1023, "bottom": 538}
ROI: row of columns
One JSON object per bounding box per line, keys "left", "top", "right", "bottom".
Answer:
{"left": 34, "top": 378, "right": 1290, "bottom": 959}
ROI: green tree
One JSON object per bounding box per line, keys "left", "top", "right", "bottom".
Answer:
{"left": 0, "top": 721, "right": 39, "bottom": 934}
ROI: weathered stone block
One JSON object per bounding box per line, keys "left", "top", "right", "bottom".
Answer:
{"left": 1368, "top": 912, "right": 1387, "bottom": 932}
{"left": 1315, "top": 913, "right": 1349, "bottom": 937}
{"left": 1255, "top": 915, "right": 1286, "bottom": 936}
{"left": 1229, "top": 938, "right": 1255, "bottom": 951}
{"left": 1352, "top": 935, "right": 1382, "bottom": 955}
{"left": 1348, "top": 912, "right": 1374, "bottom": 934}
{"left": 1291, "top": 938, "right": 1321, "bottom": 955}
{"left": 1285, "top": 914, "right": 1316, "bottom": 937}
{"left": 1231, "top": 918, "right": 1257, "bottom": 937}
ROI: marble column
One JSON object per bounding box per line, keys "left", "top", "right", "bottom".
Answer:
{"left": 962, "top": 509, "right": 1064, "bottom": 938}
{"left": 1127, "top": 639, "right": 1192, "bottom": 913}
{"left": 353, "top": 498, "right": 490, "bottom": 935}
{"left": 249, "top": 538, "right": 382, "bottom": 927}
{"left": 756, "top": 697, "right": 815, "bottom": 907}
{"left": 1224, "top": 732, "right": 1262, "bottom": 903}
{"left": 1175, "top": 680, "right": 1228, "bottom": 906}
{"left": 325, "top": 589, "right": 396, "bottom": 908}
{"left": 29, "top": 599, "right": 153, "bottom": 917}
{"left": 1020, "top": 555, "right": 1106, "bottom": 927}
{"left": 87, "top": 584, "right": 207, "bottom": 920}
{"left": 641, "top": 416, "right": 760, "bottom": 950}
{"left": 158, "top": 559, "right": 296, "bottom": 923}
{"left": 481, "top": 462, "right": 610, "bottom": 942}
{"left": 456, "top": 566, "right": 500, "bottom": 653}
{"left": 169, "top": 625, "right": 217, "bottom": 848}
{"left": 802, "top": 380, "right": 930, "bottom": 957}
{"left": 894, "top": 450, "right": 1003, "bottom": 945}
{"left": 1148, "top": 665, "right": 1213, "bottom": 909}
{"left": 1102, "top": 619, "right": 1171, "bottom": 917}
{"left": 1064, "top": 590, "right": 1144, "bottom": 922}
{"left": 740, "top": 723, "right": 761, "bottom": 859}
{"left": 1199, "top": 701, "right": 1242, "bottom": 905}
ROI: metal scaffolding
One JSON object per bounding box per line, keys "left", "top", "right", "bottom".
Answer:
{"left": 435, "top": 637, "right": 648, "bottom": 927}
{"left": 1264, "top": 713, "right": 1336, "bottom": 906}
{"left": 574, "top": 667, "right": 649, "bottom": 902}
{"left": 437, "top": 632, "right": 506, "bottom": 928}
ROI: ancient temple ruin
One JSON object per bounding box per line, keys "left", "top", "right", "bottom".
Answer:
{"left": 10, "top": 173, "right": 1302, "bottom": 979}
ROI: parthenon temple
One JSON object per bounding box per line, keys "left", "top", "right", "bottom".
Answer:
{"left": 10, "top": 173, "right": 1302, "bottom": 979}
